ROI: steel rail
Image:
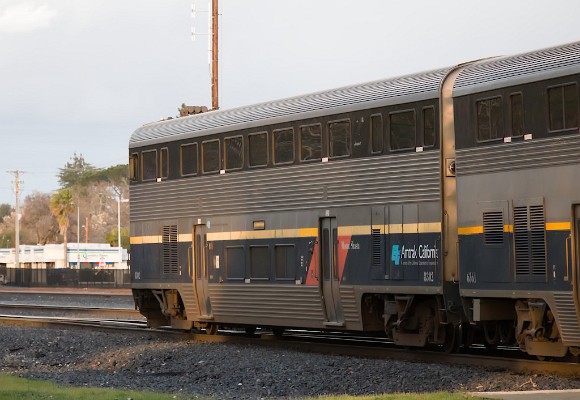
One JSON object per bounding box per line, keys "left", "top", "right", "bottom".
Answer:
{"left": 1, "top": 314, "right": 579, "bottom": 378}
{"left": 0, "top": 303, "right": 141, "bottom": 317}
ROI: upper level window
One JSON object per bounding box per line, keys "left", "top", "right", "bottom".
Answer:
{"left": 548, "top": 83, "right": 579, "bottom": 131}
{"left": 510, "top": 93, "right": 524, "bottom": 136}
{"left": 202, "top": 140, "right": 220, "bottom": 173}
{"left": 423, "top": 107, "right": 435, "bottom": 147}
{"left": 180, "top": 143, "right": 198, "bottom": 176}
{"left": 225, "top": 136, "right": 243, "bottom": 170}
{"left": 142, "top": 150, "right": 157, "bottom": 181}
{"left": 129, "top": 153, "right": 139, "bottom": 181}
{"left": 370, "top": 114, "right": 383, "bottom": 154}
{"left": 476, "top": 97, "right": 503, "bottom": 141}
{"left": 249, "top": 132, "right": 268, "bottom": 167}
{"left": 299, "top": 124, "right": 322, "bottom": 161}
{"left": 390, "top": 110, "right": 416, "bottom": 150}
{"left": 159, "top": 148, "right": 169, "bottom": 179}
{"left": 329, "top": 119, "right": 351, "bottom": 158}
{"left": 273, "top": 128, "right": 294, "bottom": 164}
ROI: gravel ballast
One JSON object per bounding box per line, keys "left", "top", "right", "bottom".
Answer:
{"left": 1, "top": 325, "right": 580, "bottom": 399}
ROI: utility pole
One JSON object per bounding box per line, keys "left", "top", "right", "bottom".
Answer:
{"left": 211, "top": 0, "right": 219, "bottom": 110}
{"left": 7, "top": 170, "right": 24, "bottom": 269}
{"left": 191, "top": 1, "right": 219, "bottom": 111}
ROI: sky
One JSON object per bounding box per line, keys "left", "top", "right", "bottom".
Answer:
{"left": 1, "top": 0, "right": 579, "bottom": 206}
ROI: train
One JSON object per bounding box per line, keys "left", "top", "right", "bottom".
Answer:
{"left": 129, "top": 41, "right": 580, "bottom": 358}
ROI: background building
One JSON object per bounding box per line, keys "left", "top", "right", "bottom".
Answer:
{"left": 0, "top": 243, "right": 129, "bottom": 287}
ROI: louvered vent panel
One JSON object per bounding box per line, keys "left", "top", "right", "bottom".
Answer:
{"left": 372, "top": 229, "right": 381, "bottom": 266}
{"left": 513, "top": 206, "right": 530, "bottom": 275}
{"left": 529, "top": 205, "right": 547, "bottom": 276}
{"left": 513, "top": 204, "right": 547, "bottom": 277}
{"left": 483, "top": 211, "right": 504, "bottom": 245}
{"left": 162, "top": 225, "right": 178, "bottom": 274}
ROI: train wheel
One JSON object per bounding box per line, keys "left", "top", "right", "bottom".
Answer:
{"left": 483, "top": 322, "right": 499, "bottom": 349}
{"left": 205, "top": 324, "right": 219, "bottom": 335}
{"left": 462, "top": 323, "right": 475, "bottom": 349}
{"left": 443, "top": 324, "right": 462, "bottom": 353}
{"left": 244, "top": 326, "right": 257, "bottom": 335}
{"left": 499, "top": 321, "right": 514, "bottom": 344}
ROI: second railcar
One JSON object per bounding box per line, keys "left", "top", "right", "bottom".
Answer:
{"left": 129, "top": 41, "right": 580, "bottom": 358}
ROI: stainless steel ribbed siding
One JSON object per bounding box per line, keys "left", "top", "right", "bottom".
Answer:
{"left": 130, "top": 151, "right": 440, "bottom": 222}
{"left": 208, "top": 284, "right": 325, "bottom": 325}
{"left": 130, "top": 68, "right": 450, "bottom": 148}
{"left": 455, "top": 135, "right": 580, "bottom": 175}
{"left": 454, "top": 41, "right": 580, "bottom": 97}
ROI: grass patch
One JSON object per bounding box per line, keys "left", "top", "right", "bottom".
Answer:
{"left": 0, "top": 374, "right": 190, "bottom": 400}
{"left": 0, "top": 374, "right": 482, "bottom": 400}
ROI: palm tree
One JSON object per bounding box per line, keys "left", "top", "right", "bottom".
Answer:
{"left": 50, "top": 188, "right": 75, "bottom": 267}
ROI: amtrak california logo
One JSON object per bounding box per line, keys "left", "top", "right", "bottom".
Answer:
{"left": 391, "top": 245, "right": 401, "bottom": 265}
{"left": 391, "top": 244, "right": 437, "bottom": 266}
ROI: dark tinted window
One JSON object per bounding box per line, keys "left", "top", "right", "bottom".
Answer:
{"left": 181, "top": 143, "right": 198, "bottom": 176}
{"left": 329, "top": 120, "right": 351, "bottom": 158}
{"left": 202, "top": 140, "right": 220, "bottom": 173}
{"left": 250, "top": 246, "right": 269, "bottom": 279}
{"left": 423, "top": 107, "right": 435, "bottom": 147}
{"left": 273, "top": 128, "right": 294, "bottom": 164}
{"left": 476, "top": 97, "right": 503, "bottom": 141}
{"left": 390, "top": 110, "right": 416, "bottom": 150}
{"left": 226, "top": 246, "right": 245, "bottom": 279}
{"left": 225, "top": 136, "right": 243, "bottom": 170}
{"left": 160, "top": 148, "right": 168, "bottom": 178}
{"left": 275, "top": 245, "right": 295, "bottom": 279}
{"left": 142, "top": 150, "right": 156, "bottom": 181}
{"left": 510, "top": 93, "right": 524, "bottom": 136}
{"left": 249, "top": 132, "right": 267, "bottom": 167}
{"left": 299, "top": 124, "right": 322, "bottom": 161}
{"left": 370, "top": 114, "right": 383, "bottom": 153}
{"left": 549, "top": 83, "right": 579, "bottom": 131}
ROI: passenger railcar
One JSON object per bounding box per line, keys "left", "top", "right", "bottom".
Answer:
{"left": 129, "top": 41, "right": 580, "bottom": 358}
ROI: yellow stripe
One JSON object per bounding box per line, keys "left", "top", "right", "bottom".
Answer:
{"left": 459, "top": 222, "right": 571, "bottom": 236}
{"left": 458, "top": 226, "right": 483, "bottom": 235}
{"left": 178, "top": 233, "right": 192, "bottom": 242}
{"left": 299, "top": 228, "right": 318, "bottom": 237}
{"left": 339, "top": 225, "right": 369, "bottom": 235}
{"left": 547, "top": 222, "right": 571, "bottom": 231}
{"left": 130, "top": 235, "right": 161, "bottom": 245}
{"left": 371, "top": 225, "right": 385, "bottom": 234}
{"left": 389, "top": 224, "right": 403, "bottom": 234}
{"left": 131, "top": 222, "right": 444, "bottom": 244}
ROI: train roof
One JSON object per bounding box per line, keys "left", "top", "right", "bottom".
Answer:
{"left": 129, "top": 67, "right": 451, "bottom": 148}
{"left": 130, "top": 41, "right": 580, "bottom": 148}
{"left": 453, "top": 41, "right": 580, "bottom": 97}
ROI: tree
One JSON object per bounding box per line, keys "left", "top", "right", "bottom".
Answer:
{"left": 50, "top": 188, "right": 75, "bottom": 266}
{"left": 21, "top": 192, "right": 59, "bottom": 245}
{"left": 0, "top": 204, "right": 13, "bottom": 220}
{"left": 105, "top": 227, "right": 130, "bottom": 249}
{"left": 58, "top": 153, "right": 95, "bottom": 188}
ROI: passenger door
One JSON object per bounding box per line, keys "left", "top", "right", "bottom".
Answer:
{"left": 574, "top": 205, "right": 580, "bottom": 295}
{"left": 193, "top": 224, "right": 212, "bottom": 318}
{"left": 320, "top": 217, "right": 344, "bottom": 326}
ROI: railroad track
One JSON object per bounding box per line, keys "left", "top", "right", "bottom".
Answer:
{"left": 0, "top": 303, "right": 143, "bottom": 321}
{"left": 1, "top": 308, "right": 579, "bottom": 379}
